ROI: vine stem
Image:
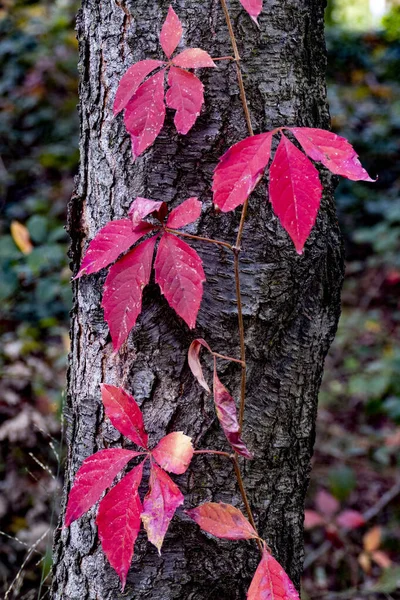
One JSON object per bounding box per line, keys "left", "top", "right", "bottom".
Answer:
{"left": 165, "top": 228, "right": 233, "bottom": 252}
{"left": 231, "top": 455, "right": 264, "bottom": 553}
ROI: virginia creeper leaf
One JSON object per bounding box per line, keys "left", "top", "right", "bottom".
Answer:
{"left": 159, "top": 5, "right": 183, "bottom": 58}
{"left": 315, "top": 490, "right": 339, "bottom": 519}
{"left": 154, "top": 232, "right": 205, "bottom": 328}
{"left": 166, "top": 197, "right": 202, "bottom": 229}
{"left": 96, "top": 462, "right": 144, "bottom": 590}
{"left": 141, "top": 462, "right": 184, "bottom": 553}
{"left": 64, "top": 448, "right": 138, "bottom": 526}
{"left": 304, "top": 510, "right": 325, "bottom": 530}
{"left": 101, "top": 384, "right": 149, "bottom": 449}
{"left": 128, "top": 197, "right": 167, "bottom": 229}
{"left": 247, "top": 547, "right": 300, "bottom": 600}
{"left": 166, "top": 67, "right": 205, "bottom": 135}
{"left": 268, "top": 133, "right": 323, "bottom": 254}
{"left": 113, "top": 60, "right": 165, "bottom": 116}
{"left": 336, "top": 510, "right": 365, "bottom": 530}
{"left": 188, "top": 338, "right": 212, "bottom": 393}
{"left": 102, "top": 235, "right": 157, "bottom": 350}
{"left": 152, "top": 432, "right": 194, "bottom": 474}
{"left": 172, "top": 48, "right": 216, "bottom": 69}
{"left": 212, "top": 132, "right": 273, "bottom": 212}
{"left": 186, "top": 502, "right": 258, "bottom": 540}
{"left": 239, "top": 0, "right": 262, "bottom": 24}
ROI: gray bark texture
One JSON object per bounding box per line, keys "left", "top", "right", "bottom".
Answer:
{"left": 52, "top": 0, "right": 344, "bottom": 598}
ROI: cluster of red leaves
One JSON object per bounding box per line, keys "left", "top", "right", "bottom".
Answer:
{"left": 304, "top": 489, "right": 365, "bottom": 543}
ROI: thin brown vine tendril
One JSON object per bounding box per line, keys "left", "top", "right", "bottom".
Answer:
{"left": 165, "top": 228, "right": 233, "bottom": 251}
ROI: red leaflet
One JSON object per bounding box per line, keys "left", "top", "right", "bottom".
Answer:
{"left": 172, "top": 49, "right": 216, "bottom": 69}
{"left": 113, "top": 60, "right": 165, "bottom": 116}
{"left": 247, "top": 548, "right": 300, "bottom": 600}
{"left": 269, "top": 134, "right": 323, "bottom": 255}
{"left": 212, "top": 132, "right": 273, "bottom": 212}
{"left": 96, "top": 462, "right": 144, "bottom": 590}
{"left": 128, "top": 197, "right": 167, "bottom": 229}
{"left": 64, "top": 448, "right": 138, "bottom": 526}
{"left": 187, "top": 502, "right": 258, "bottom": 540}
{"left": 336, "top": 510, "right": 365, "bottom": 530}
{"left": 101, "top": 384, "right": 149, "bottom": 449}
{"left": 188, "top": 338, "right": 212, "bottom": 393}
{"left": 159, "top": 5, "right": 183, "bottom": 58}
{"left": 239, "top": 0, "right": 263, "bottom": 24}
{"left": 304, "top": 510, "right": 325, "bottom": 530}
{"left": 166, "top": 196, "right": 202, "bottom": 229}
{"left": 315, "top": 490, "right": 339, "bottom": 519}
{"left": 124, "top": 70, "right": 166, "bottom": 160}
{"left": 141, "top": 462, "right": 184, "bottom": 553}
{"left": 102, "top": 236, "right": 157, "bottom": 350}
{"left": 213, "top": 368, "right": 253, "bottom": 459}
{"left": 166, "top": 67, "right": 205, "bottom": 135}
{"left": 290, "top": 127, "right": 374, "bottom": 182}
{"left": 154, "top": 232, "right": 205, "bottom": 329}
{"left": 152, "top": 432, "right": 194, "bottom": 474}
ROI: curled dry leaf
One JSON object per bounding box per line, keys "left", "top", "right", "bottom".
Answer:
{"left": 152, "top": 432, "right": 194, "bottom": 475}
{"left": 188, "top": 338, "right": 212, "bottom": 393}
{"left": 187, "top": 502, "right": 258, "bottom": 540}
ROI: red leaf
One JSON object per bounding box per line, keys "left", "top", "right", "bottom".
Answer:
{"left": 268, "top": 133, "right": 323, "bottom": 254}
{"left": 304, "top": 510, "right": 325, "bottom": 530}
{"left": 124, "top": 70, "right": 166, "bottom": 159}
{"left": 166, "top": 67, "right": 205, "bottom": 135}
{"left": 102, "top": 236, "right": 157, "bottom": 350}
{"left": 172, "top": 48, "right": 216, "bottom": 69}
{"left": 188, "top": 338, "right": 212, "bottom": 393}
{"left": 186, "top": 502, "right": 258, "bottom": 540}
{"left": 113, "top": 60, "right": 165, "bottom": 116}
{"left": 247, "top": 548, "right": 300, "bottom": 600}
{"left": 101, "top": 384, "right": 149, "bottom": 449}
{"left": 213, "top": 367, "right": 253, "bottom": 459}
{"left": 336, "top": 510, "right": 365, "bottom": 530}
{"left": 239, "top": 0, "right": 263, "bottom": 25}
{"left": 159, "top": 5, "right": 183, "bottom": 58}
{"left": 152, "top": 432, "right": 194, "bottom": 474}
{"left": 141, "top": 462, "right": 184, "bottom": 553}
{"left": 128, "top": 197, "right": 167, "bottom": 229}
{"left": 166, "top": 197, "right": 202, "bottom": 229}
{"left": 64, "top": 449, "right": 138, "bottom": 526}
{"left": 154, "top": 232, "right": 205, "bottom": 328}
{"left": 290, "top": 127, "right": 375, "bottom": 182}
{"left": 96, "top": 462, "right": 144, "bottom": 590}
{"left": 315, "top": 490, "right": 339, "bottom": 519}
{"left": 212, "top": 132, "right": 273, "bottom": 212}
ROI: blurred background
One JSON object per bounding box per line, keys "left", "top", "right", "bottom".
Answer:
{"left": 0, "top": 0, "right": 399, "bottom": 597}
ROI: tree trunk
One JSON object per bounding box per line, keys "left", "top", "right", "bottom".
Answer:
{"left": 52, "top": 0, "right": 344, "bottom": 598}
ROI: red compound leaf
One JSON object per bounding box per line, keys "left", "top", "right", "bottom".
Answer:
{"left": 124, "top": 70, "right": 166, "bottom": 160}
{"left": 188, "top": 338, "right": 212, "bottom": 393}
{"left": 154, "top": 232, "right": 205, "bottom": 329}
{"left": 166, "top": 197, "right": 202, "bottom": 229}
{"left": 64, "top": 448, "right": 139, "bottom": 527}
{"left": 152, "top": 432, "right": 194, "bottom": 474}
{"left": 141, "top": 462, "right": 184, "bottom": 553}
{"left": 315, "top": 490, "right": 339, "bottom": 519}
{"left": 336, "top": 510, "right": 365, "bottom": 531}
{"left": 96, "top": 462, "right": 144, "bottom": 590}
{"left": 102, "top": 235, "right": 157, "bottom": 350}
{"left": 113, "top": 60, "right": 165, "bottom": 116}
{"left": 290, "top": 127, "right": 375, "bottom": 182}
{"left": 166, "top": 67, "right": 205, "bottom": 135}
{"left": 268, "top": 133, "right": 323, "bottom": 255}
{"left": 212, "top": 132, "right": 273, "bottom": 212}
{"left": 247, "top": 547, "right": 300, "bottom": 600}
{"left": 159, "top": 5, "right": 183, "bottom": 58}
{"left": 304, "top": 510, "right": 325, "bottom": 530}
{"left": 172, "top": 48, "right": 216, "bottom": 69}
{"left": 186, "top": 502, "right": 258, "bottom": 540}
{"left": 129, "top": 197, "right": 167, "bottom": 229}
{"left": 101, "top": 384, "right": 149, "bottom": 449}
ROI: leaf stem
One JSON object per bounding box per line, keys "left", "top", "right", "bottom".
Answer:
{"left": 193, "top": 450, "right": 232, "bottom": 458}
{"left": 165, "top": 228, "right": 233, "bottom": 251}
{"left": 213, "top": 352, "right": 245, "bottom": 366}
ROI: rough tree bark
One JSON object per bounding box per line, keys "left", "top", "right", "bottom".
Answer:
{"left": 52, "top": 0, "right": 344, "bottom": 598}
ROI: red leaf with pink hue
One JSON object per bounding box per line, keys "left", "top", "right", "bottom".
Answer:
{"left": 213, "top": 367, "right": 253, "bottom": 459}
{"left": 290, "top": 127, "right": 375, "bottom": 182}
{"left": 128, "top": 197, "right": 167, "bottom": 229}
{"left": 159, "top": 5, "right": 183, "bottom": 58}
{"left": 212, "top": 132, "right": 273, "bottom": 212}
{"left": 336, "top": 510, "right": 365, "bottom": 530}
{"left": 113, "top": 60, "right": 165, "bottom": 116}
{"left": 247, "top": 547, "right": 300, "bottom": 600}
{"left": 96, "top": 462, "right": 144, "bottom": 590}
{"left": 268, "top": 134, "right": 323, "bottom": 254}
{"left": 186, "top": 502, "right": 258, "bottom": 540}
{"left": 166, "top": 67, "right": 205, "bottom": 134}
{"left": 166, "top": 197, "right": 202, "bottom": 229}
{"left": 64, "top": 449, "right": 138, "bottom": 527}
{"left": 152, "top": 432, "right": 194, "bottom": 474}
{"left": 102, "top": 236, "right": 157, "bottom": 350}
{"left": 124, "top": 70, "right": 166, "bottom": 160}
{"left": 141, "top": 462, "right": 184, "bottom": 553}
{"left": 239, "top": 0, "right": 263, "bottom": 25}
{"left": 101, "top": 384, "right": 149, "bottom": 449}
{"left": 188, "top": 338, "right": 212, "bottom": 393}
{"left": 172, "top": 48, "right": 216, "bottom": 69}
{"left": 304, "top": 510, "right": 325, "bottom": 530}
{"left": 154, "top": 232, "right": 205, "bottom": 328}
{"left": 315, "top": 490, "right": 339, "bottom": 519}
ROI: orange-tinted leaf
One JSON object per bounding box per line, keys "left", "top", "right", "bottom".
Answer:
{"left": 172, "top": 48, "right": 216, "bottom": 69}
{"left": 152, "top": 432, "right": 194, "bottom": 474}
{"left": 113, "top": 60, "right": 165, "bottom": 115}
{"left": 188, "top": 338, "right": 212, "bottom": 393}
{"left": 315, "top": 490, "right": 339, "bottom": 519}
{"left": 186, "top": 502, "right": 258, "bottom": 540}
{"left": 304, "top": 510, "right": 325, "bottom": 530}
{"left": 11, "top": 221, "right": 33, "bottom": 255}
{"left": 358, "top": 551, "right": 372, "bottom": 574}
{"left": 101, "top": 384, "right": 149, "bottom": 449}
{"left": 336, "top": 509, "right": 365, "bottom": 531}
{"left": 159, "top": 5, "right": 183, "bottom": 58}
{"left": 248, "top": 548, "right": 300, "bottom": 599}
{"left": 363, "top": 526, "right": 382, "bottom": 553}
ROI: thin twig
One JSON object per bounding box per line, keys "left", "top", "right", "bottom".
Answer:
{"left": 213, "top": 351, "right": 245, "bottom": 366}
{"left": 165, "top": 228, "right": 233, "bottom": 251}
{"left": 231, "top": 455, "right": 264, "bottom": 554}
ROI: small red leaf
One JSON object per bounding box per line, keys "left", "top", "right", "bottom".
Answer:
{"left": 128, "top": 197, "right": 167, "bottom": 229}
{"left": 159, "top": 5, "right": 183, "bottom": 58}
{"left": 172, "top": 48, "right": 216, "bottom": 69}
{"left": 268, "top": 133, "right": 323, "bottom": 254}
{"left": 290, "top": 127, "right": 375, "bottom": 182}
{"left": 64, "top": 449, "right": 138, "bottom": 527}
{"left": 186, "top": 502, "right": 258, "bottom": 540}
{"left": 124, "top": 70, "right": 166, "bottom": 159}
{"left": 336, "top": 510, "right": 365, "bottom": 530}
{"left": 102, "top": 236, "right": 157, "bottom": 350}
{"left": 212, "top": 132, "right": 273, "bottom": 212}
{"left": 154, "top": 232, "right": 205, "bottom": 328}
{"left": 315, "top": 490, "right": 339, "bottom": 519}
{"left": 188, "top": 338, "right": 212, "bottom": 393}
{"left": 166, "top": 67, "right": 205, "bottom": 135}
{"left": 141, "top": 462, "right": 184, "bottom": 553}
{"left": 304, "top": 510, "right": 325, "bottom": 530}
{"left": 247, "top": 547, "right": 300, "bottom": 600}
{"left": 113, "top": 60, "right": 165, "bottom": 116}
{"left": 96, "top": 462, "right": 144, "bottom": 590}
{"left": 239, "top": 0, "right": 263, "bottom": 25}
{"left": 152, "top": 432, "right": 194, "bottom": 474}
{"left": 101, "top": 384, "right": 149, "bottom": 448}
{"left": 166, "top": 197, "right": 202, "bottom": 229}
